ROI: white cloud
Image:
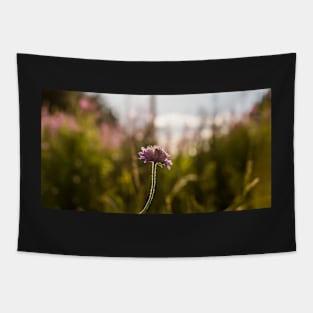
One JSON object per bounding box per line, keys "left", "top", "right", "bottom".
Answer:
{"left": 155, "top": 111, "right": 233, "bottom": 130}
{"left": 155, "top": 112, "right": 202, "bottom": 129}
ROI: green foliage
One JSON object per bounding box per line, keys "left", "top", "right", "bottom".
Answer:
{"left": 42, "top": 120, "right": 115, "bottom": 212}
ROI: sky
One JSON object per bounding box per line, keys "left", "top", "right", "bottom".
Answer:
{"left": 99, "top": 88, "right": 270, "bottom": 151}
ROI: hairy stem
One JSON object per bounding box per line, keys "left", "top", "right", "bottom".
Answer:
{"left": 139, "top": 162, "right": 157, "bottom": 214}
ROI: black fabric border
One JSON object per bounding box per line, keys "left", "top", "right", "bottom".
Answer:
{"left": 17, "top": 53, "right": 296, "bottom": 257}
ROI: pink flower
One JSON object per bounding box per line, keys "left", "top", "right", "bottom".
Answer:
{"left": 138, "top": 145, "right": 173, "bottom": 170}
{"left": 79, "top": 97, "right": 96, "bottom": 111}
{"left": 99, "top": 123, "right": 123, "bottom": 149}
{"left": 41, "top": 109, "right": 79, "bottom": 135}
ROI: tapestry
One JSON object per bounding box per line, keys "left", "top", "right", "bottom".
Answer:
{"left": 17, "top": 53, "right": 296, "bottom": 256}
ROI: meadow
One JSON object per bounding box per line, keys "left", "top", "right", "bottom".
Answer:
{"left": 41, "top": 89, "right": 271, "bottom": 214}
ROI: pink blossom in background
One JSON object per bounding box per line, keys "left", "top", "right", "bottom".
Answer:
{"left": 79, "top": 97, "right": 96, "bottom": 111}
{"left": 99, "top": 123, "right": 124, "bottom": 149}
{"left": 41, "top": 108, "right": 79, "bottom": 136}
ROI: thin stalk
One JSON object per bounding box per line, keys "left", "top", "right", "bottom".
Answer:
{"left": 139, "top": 162, "right": 157, "bottom": 214}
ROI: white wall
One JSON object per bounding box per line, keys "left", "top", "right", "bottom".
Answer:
{"left": 0, "top": 1, "right": 311, "bottom": 312}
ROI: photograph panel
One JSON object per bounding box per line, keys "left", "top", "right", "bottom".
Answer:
{"left": 41, "top": 89, "right": 271, "bottom": 214}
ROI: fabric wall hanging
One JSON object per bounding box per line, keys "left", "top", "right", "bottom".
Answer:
{"left": 17, "top": 53, "right": 296, "bottom": 257}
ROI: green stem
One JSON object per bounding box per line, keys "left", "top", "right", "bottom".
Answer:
{"left": 139, "top": 162, "right": 157, "bottom": 214}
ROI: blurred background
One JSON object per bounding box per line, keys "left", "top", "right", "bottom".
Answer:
{"left": 41, "top": 88, "right": 271, "bottom": 214}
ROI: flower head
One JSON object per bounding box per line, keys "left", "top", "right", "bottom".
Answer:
{"left": 138, "top": 145, "right": 173, "bottom": 170}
